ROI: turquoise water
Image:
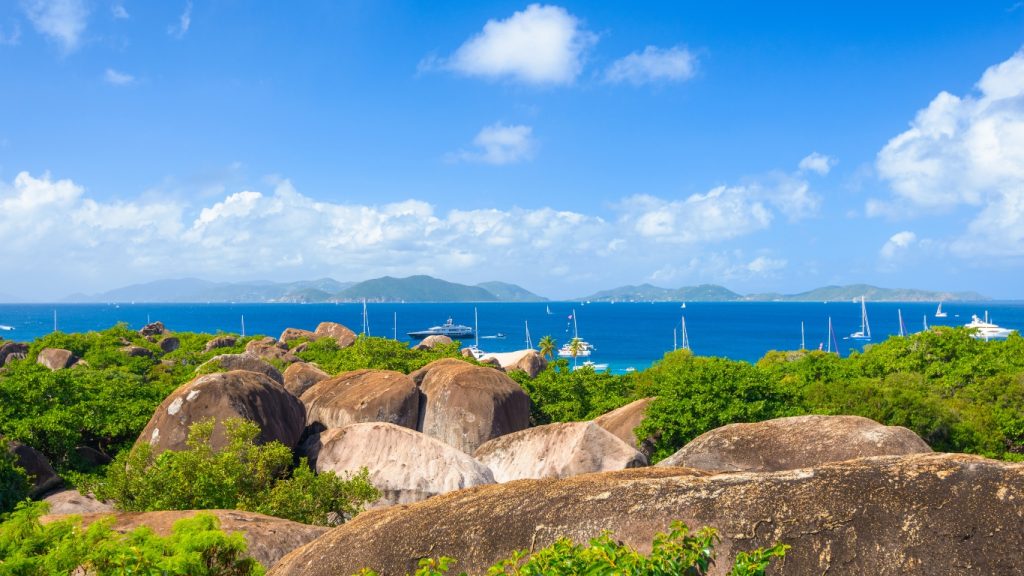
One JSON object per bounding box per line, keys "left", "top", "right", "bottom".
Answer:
{"left": 1, "top": 301, "right": 1021, "bottom": 372}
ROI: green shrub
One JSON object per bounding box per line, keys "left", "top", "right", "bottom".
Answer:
{"left": 0, "top": 449, "right": 30, "bottom": 516}
{"left": 297, "top": 335, "right": 462, "bottom": 375}
{"left": 0, "top": 501, "right": 262, "bottom": 575}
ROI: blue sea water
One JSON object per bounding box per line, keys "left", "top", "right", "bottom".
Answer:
{"left": 1, "top": 301, "right": 1021, "bottom": 373}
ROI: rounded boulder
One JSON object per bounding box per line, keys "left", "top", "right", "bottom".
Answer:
{"left": 301, "top": 369, "right": 419, "bottom": 431}
{"left": 283, "top": 362, "right": 331, "bottom": 398}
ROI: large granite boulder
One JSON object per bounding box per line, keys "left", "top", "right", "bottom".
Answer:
{"left": 411, "top": 335, "right": 452, "bottom": 351}
{"left": 3, "top": 351, "right": 26, "bottom": 366}
{"left": 501, "top": 349, "right": 547, "bottom": 378}
{"left": 41, "top": 509, "right": 327, "bottom": 570}
{"left": 303, "top": 423, "right": 495, "bottom": 508}
{"left": 283, "top": 362, "right": 331, "bottom": 398}
{"left": 139, "top": 321, "right": 168, "bottom": 337}
{"left": 314, "top": 322, "right": 357, "bottom": 349}
{"left": 280, "top": 328, "right": 316, "bottom": 344}
{"left": 136, "top": 370, "right": 305, "bottom": 455}
{"left": 197, "top": 353, "right": 285, "bottom": 386}
{"left": 36, "top": 348, "right": 77, "bottom": 370}
{"left": 158, "top": 336, "right": 180, "bottom": 353}
{"left": 121, "top": 345, "right": 153, "bottom": 358}
{"left": 0, "top": 341, "right": 28, "bottom": 366}
{"left": 658, "top": 414, "right": 932, "bottom": 471}
{"left": 474, "top": 421, "right": 647, "bottom": 482}
{"left": 204, "top": 335, "right": 237, "bottom": 352}
{"left": 301, "top": 369, "right": 419, "bottom": 431}
{"left": 246, "top": 337, "right": 300, "bottom": 364}
{"left": 593, "top": 397, "right": 656, "bottom": 457}
{"left": 268, "top": 453, "right": 1024, "bottom": 576}
{"left": 42, "top": 489, "right": 114, "bottom": 515}
{"left": 410, "top": 359, "right": 530, "bottom": 454}
{"left": 6, "top": 440, "right": 62, "bottom": 497}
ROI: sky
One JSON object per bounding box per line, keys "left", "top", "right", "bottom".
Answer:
{"left": 2, "top": 1, "right": 1024, "bottom": 300}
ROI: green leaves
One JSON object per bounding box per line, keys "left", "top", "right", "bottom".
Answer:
{"left": 0, "top": 449, "right": 30, "bottom": 516}
{"left": 296, "top": 335, "right": 463, "bottom": 375}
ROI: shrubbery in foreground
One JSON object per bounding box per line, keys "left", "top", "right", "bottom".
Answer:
{"left": 354, "top": 521, "right": 787, "bottom": 576}
{"left": 0, "top": 501, "right": 262, "bottom": 576}
{"left": 0, "top": 449, "right": 30, "bottom": 516}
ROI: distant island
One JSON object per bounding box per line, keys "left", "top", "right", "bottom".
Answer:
{"left": 577, "top": 283, "right": 987, "bottom": 303}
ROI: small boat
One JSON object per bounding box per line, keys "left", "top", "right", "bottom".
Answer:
{"left": 624, "top": 366, "right": 636, "bottom": 373}
{"left": 407, "top": 317, "right": 474, "bottom": 340}
{"left": 574, "top": 360, "right": 609, "bottom": 371}
{"left": 480, "top": 333, "right": 506, "bottom": 339}
{"left": 546, "top": 305, "right": 553, "bottom": 315}
{"left": 0, "top": 324, "right": 13, "bottom": 331}
{"left": 680, "top": 302, "right": 686, "bottom": 309}
{"left": 848, "top": 296, "right": 871, "bottom": 341}
{"left": 964, "top": 312, "right": 1014, "bottom": 340}
{"left": 935, "top": 302, "right": 948, "bottom": 319}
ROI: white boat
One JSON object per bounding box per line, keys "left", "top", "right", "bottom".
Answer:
{"left": 546, "top": 305, "right": 553, "bottom": 315}
{"left": 848, "top": 296, "right": 871, "bottom": 341}
{"left": 680, "top": 302, "right": 686, "bottom": 309}
{"left": 898, "top": 309, "right": 907, "bottom": 338}
{"left": 935, "top": 302, "right": 948, "bottom": 318}
{"left": 407, "top": 317, "right": 474, "bottom": 339}
{"left": 574, "top": 360, "right": 609, "bottom": 371}
{"left": 0, "top": 324, "right": 13, "bottom": 331}
{"left": 558, "top": 309, "right": 594, "bottom": 360}
{"left": 964, "top": 312, "right": 1014, "bottom": 340}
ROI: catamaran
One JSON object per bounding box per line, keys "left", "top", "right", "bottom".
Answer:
{"left": 558, "top": 309, "right": 594, "bottom": 359}
{"left": 848, "top": 296, "right": 871, "bottom": 340}
{"left": 935, "top": 302, "right": 947, "bottom": 318}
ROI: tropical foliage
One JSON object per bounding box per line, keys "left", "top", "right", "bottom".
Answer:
{"left": 0, "top": 449, "right": 30, "bottom": 516}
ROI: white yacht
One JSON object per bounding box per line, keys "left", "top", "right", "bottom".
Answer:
{"left": 964, "top": 312, "right": 1014, "bottom": 340}
{"left": 574, "top": 360, "right": 609, "bottom": 371}
{"left": 407, "top": 317, "right": 474, "bottom": 339}
{"left": 848, "top": 296, "right": 871, "bottom": 341}
{"left": 935, "top": 302, "right": 948, "bottom": 318}
{"left": 558, "top": 309, "right": 594, "bottom": 359}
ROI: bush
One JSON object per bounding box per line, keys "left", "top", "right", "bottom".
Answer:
{"left": 297, "top": 335, "right": 462, "bottom": 375}
{"left": 0, "top": 449, "right": 30, "bottom": 516}
{"left": 91, "top": 418, "right": 379, "bottom": 526}
{"left": 0, "top": 500, "right": 263, "bottom": 575}
{"left": 353, "top": 520, "right": 787, "bottom": 576}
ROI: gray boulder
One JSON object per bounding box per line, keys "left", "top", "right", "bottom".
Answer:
{"left": 283, "top": 362, "right": 330, "bottom": 398}
{"left": 301, "top": 369, "right": 419, "bottom": 431}
{"left": 36, "top": 348, "right": 76, "bottom": 370}
{"left": 197, "top": 353, "right": 284, "bottom": 386}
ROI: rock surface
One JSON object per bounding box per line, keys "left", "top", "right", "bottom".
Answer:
{"left": 268, "top": 453, "right": 1024, "bottom": 576}
{"left": 0, "top": 341, "right": 28, "bottom": 366}
{"left": 411, "top": 359, "right": 530, "bottom": 454}
{"left": 136, "top": 370, "right": 305, "bottom": 455}
{"left": 301, "top": 369, "right": 419, "bottom": 431}
{"left": 42, "top": 489, "right": 114, "bottom": 515}
{"left": 283, "top": 362, "right": 331, "bottom": 398}
{"left": 304, "top": 423, "right": 495, "bottom": 507}
{"left": 314, "top": 322, "right": 357, "bottom": 349}
{"left": 411, "top": 335, "right": 452, "bottom": 350}
{"left": 246, "top": 337, "right": 300, "bottom": 364}
{"left": 6, "top": 440, "right": 62, "bottom": 497}
{"left": 280, "top": 327, "right": 316, "bottom": 344}
{"left": 158, "top": 336, "right": 180, "bottom": 353}
{"left": 658, "top": 414, "right": 932, "bottom": 472}
{"left": 593, "top": 397, "right": 656, "bottom": 457}
{"left": 36, "top": 347, "right": 77, "bottom": 370}
{"left": 139, "top": 321, "right": 168, "bottom": 337}
{"left": 41, "top": 509, "right": 327, "bottom": 570}
{"left": 121, "top": 345, "right": 153, "bottom": 358}
{"left": 474, "top": 421, "right": 647, "bottom": 482}
{"left": 197, "top": 353, "right": 285, "bottom": 386}
{"left": 204, "top": 335, "right": 237, "bottom": 352}
{"left": 499, "top": 349, "right": 547, "bottom": 378}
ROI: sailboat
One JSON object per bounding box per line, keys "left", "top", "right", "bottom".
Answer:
{"left": 827, "top": 317, "right": 840, "bottom": 357}
{"left": 679, "top": 316, "right": 690, "bottom": 350}
{"left": 923, "top": 315, "right": 928, "bottom": 332}
{"left": 558, "top": 309, "right": 594, "bottom": 360}
{"left": 848, "top": 296, "right": 871, "bottom": 340}
{"left": 800, "top": 321, "right": 805, "bottom": 350}
{"left": 545, "top": 305, "right": 553, "bottom": 315}
{"left": 525, "top": 320, "right": 532, "bottom": 350}
{"left": 935, "top": 302, "right": 948, "bottom": 318}
{"left": 898, "top": 309, "right": 907, "bottom": 337}
{"left": 361, "top": 299, "right": 370, "bottom": 336}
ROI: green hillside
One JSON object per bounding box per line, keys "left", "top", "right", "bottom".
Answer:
{"left": 339, "top": 275, "right": 498, "bottom": 302}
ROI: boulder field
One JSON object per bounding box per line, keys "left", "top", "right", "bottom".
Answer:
{"left": 301, "top": 369, "right": 420, "bottom": 431}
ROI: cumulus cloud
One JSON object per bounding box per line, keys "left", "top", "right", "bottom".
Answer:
{"left": 427, "top": 4, "right": 595, "bottom": 85}
{"left": 449, "top": 123, "right": 535, "bottom": 165}
{"left": 622, "top": 188, "right": 773, "bottom": 243}
{"left": 605, "top": 45, "right": 697, "bottom": 85}
{"left": 746, "top": 256, "right": 787, "bottom": 274}
{"left": 21, "top": 0, "right": 88, "bottom": 52}
{"left": 798, "top": 152, "right": 836, "bottom": 175}
{"left": 880, "top": 231, "right": 917, "bottom": 259}
{"left": 875, "top": 49, "right": 1024, "bottom": 257}
{"left": 104, "top": 68, "right": 134, "bottom": 85}
{"left": 111, "top": 3, "right": 129, "bottom": 19}
{"left": 168, "top": 0, "right": 191, "bottom": 38}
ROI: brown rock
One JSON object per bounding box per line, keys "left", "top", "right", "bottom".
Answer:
{"left": 158, "top": 336, "right": 180, "bottom": 353}
{"left": 657, "top": 414, "right": 932, "bottom": 472}
{"left": 502, "top": 349, "right": 547, "bottom": 377}
{"left": 303, "top": 423, "right": 495, "bottom": 508}
{"left": 6, "top": 440, "right": 62, "bottom": 497}
{"left": 593, "top": 397, "right": 657, "bottom": 457}
{"left": 36, "top": 348, "right": 77, "bottom": 370}
{"left": 314, "top": 322, "right": 357, "bottom": 349}
{"left": 41, "top": 509, "right": 327, "bottom": 570}
{"left": 411, "top": 335, "right": 452, "bottom": 350}
{"left": 0, "top": 341, "right": 28, "bottom": 366}
{"left": 474, "top": 421, "right": 647, "bottom": 482}
{"left": 280, "top": 328, "right": 316, "bottom": 344}
{"left": 204, "top": 335, "right": 237, "bottom": 352}
{"left": 301, "top": 369, "right": 419, "bottom": 431}
{"left": 136, "top": 370, "right": 305, "bottom": 455}
{"left": 268, "top": 453, "right": 1024, "bottom": 576}
{"left": 4, "top": 351, "right": 26, "bottom": 366}
{"left": 246, "top": 336, "right": 300, "bottom": 364}
{"left": 139, "top": 321, "right": 168, "bottom": 337}
{"left": 42, "top": 489, "right": 114, "bottom": 515}
{"left": 197, "top": 353, "right": 284, "bottom": 386}
{"left": 121, "top": 345, "right": 153, "bottom": 358}
{"left": 411, "top": 359, "right": 530, "bottom": 454}
{"left": 291, "top": 342, "right": 310, "bottom": 354}
{"left": 283, "top": 362, "right": 331, "bottom": 398}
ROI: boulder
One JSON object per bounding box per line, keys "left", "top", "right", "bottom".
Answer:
{"left": 301, "top": 369, "right": 419, "bottom": 431}
{"left": 204, "top": 335, "right": 237, "bottom": 352}
{"left": 291, "top": 342, "right": 310, "bottom": 354}
{"left": 4, "top": 351, "right": 26, "bottom": 366}
{"left": 314, "top": 322, "right": 357, "bottom": 349}
{"left": 280, "top": 328, "right": 316, "bottom": 344}
{"left": 139, "top": 321, "right": 168, "bottom": 337}
{"left": 246, "top": 336, "right": 300, "bottom": 364}
{"left": 267, "top": 453, "right": 1024, "bottom": 576}
{"left": 136, "top": 370, "right": 305, "bottom": 455}
{"left": 158, "top": 336, "right": 180, "bottom": 353}
{"left": 501, "top": 349, "right": 547, "bottom": 377}
{"left": 42, "top": 489, "right": 114, "bottom": 515}
{"left": 6, "top": 440, "right": 62, "bottom": 497}
{"left": 658, "top": 414, "right": 932, "bottom": 472}
{"left": 474, "top": 421, "right": 647, "bottom": 482}
{"left": 0, "top": 341, "right": 28, "bottom": 366}
{"left": 197, "top": 353, "right": 284, "bottom": 386}
{"left": 75, "top": 445, "right": 112, "bottom": 466}
{"left": 36, "top": 348, "right": 77, "bottom": 370}
{"left": 121, "top": 345, "right": 153, "bottom": 358}
{"left": 41, "top": 509, "right": 327, "bottom": 570}
{"left": 410, "top": 359, "right": 530, "bottom": 454}
{"left": 283, "top": 362, "right": 331, "bottom": 398}
{"left": 303, "top": 423, "right": 495, "bottom": 508}
{"left": 593, "top": 397, "right": 657, "bottom": 457}
{"left": 411, "top": 335, "right": 452, "bottom": 350}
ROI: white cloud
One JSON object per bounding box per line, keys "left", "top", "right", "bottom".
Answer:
{"left": 111, "top": 3, "right": 129, "bottom": 19}
{"left": 430, "top": 4, "right": 595, "bottom": 85}
{"left": 798, "top": 152, "right": 836, "bottom": 175}
{"left": 450, "top": 123, "right": 535, "bottom": 165}
{"left": 621, "top": 188, "right": 773, "bottom": 243}
{"left": 875, "top": 49, "right": 1024, "bottom": 257}
{"left": 880, "top": 231, "right": 917, "bottom": 259}
{"left": 21, "top": 0, "right": 88, "bottom": 52}
{"left": 605, "top": 45, "right": 697, "bottom": 85}
{"left": 104, "top": 68, "right": 134, "bottom": 85}
{"left": 0, "top": 24, "right": 21, "bottom": 46}
{"left": 746, "top": 256, "right": 787, "bottom": 274}
{"left": 168, "top": 0, "right": 191, "bottom": 38}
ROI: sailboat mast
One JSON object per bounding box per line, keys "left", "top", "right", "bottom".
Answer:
{"left": 673, "top": 328, "right": 677, "bottom": 351}
{"left": 862, "top": 296, "right": 871, "bottom": 339}
{"left": 393, "top": 312, "right": 397, "bottom": 340}
{"left": 241, "top": 315, "right": 245, "bottom": 337}
{"left": 898, "top": 309, "right": 905, "bottom": 337}
{"left": 801, "top": 321, "right": 805, "bottom": 350}
{"left": 525, "top": 320, "right": 532, "bottom": 349}
{"left": 53, "top": 309, "right": 57, "bottom": 333}
{"left": 681, "top": 316, "right": 689, "bottom": 350}
{"left": 474, "top": 307, "right": 479, "bottom": 348}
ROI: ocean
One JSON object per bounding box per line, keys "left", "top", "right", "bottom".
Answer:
{"left": 1, "top": 301, "right": 1021, "bottom": 373}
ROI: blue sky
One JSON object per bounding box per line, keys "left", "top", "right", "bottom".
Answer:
{"left": 2, "top": 1, "right": 1024, "bottom": 300}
